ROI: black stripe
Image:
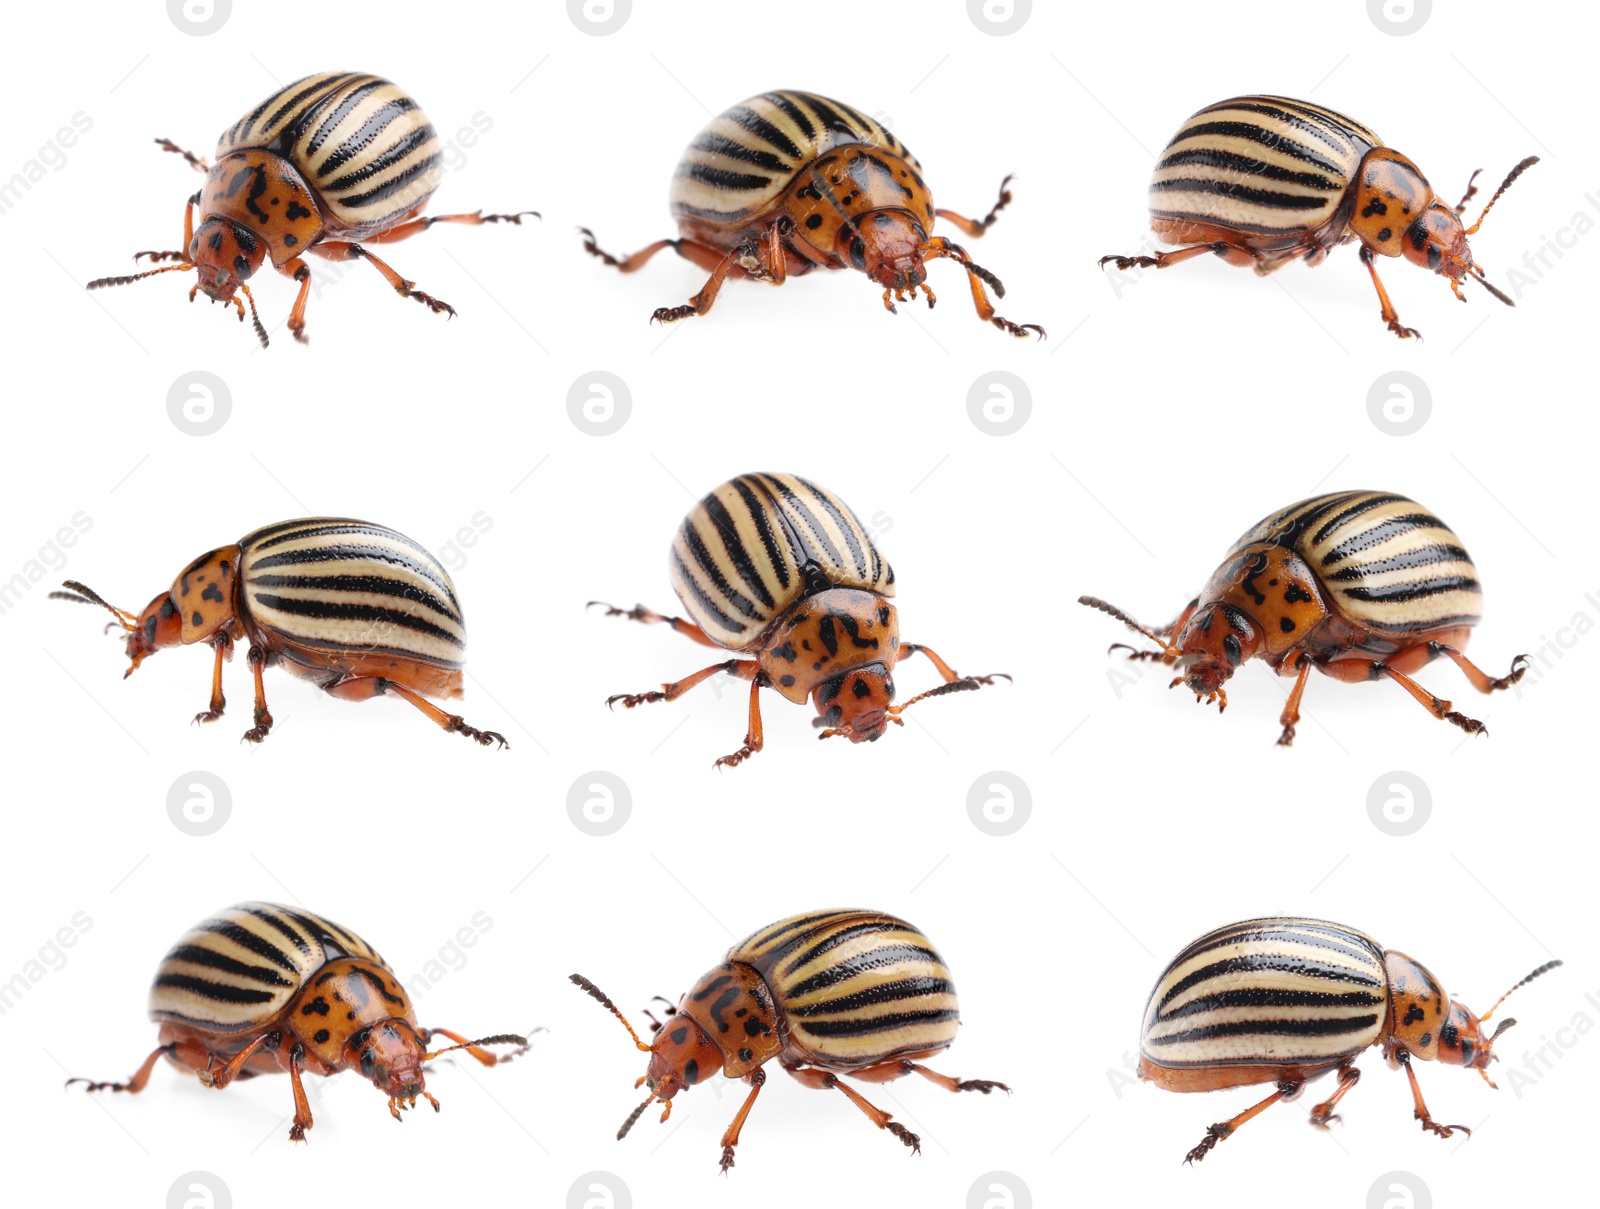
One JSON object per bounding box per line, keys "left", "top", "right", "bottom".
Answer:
{"left": 252, "top": 595, "right": 465, "bottom": 647}
{"left": 1157, "top": 147, "right": 1343, "bottom": 191}
{"left": 725, "top": 105, "right": 802, "bottom": 160}
{"left": 249, "top": 540, "right": 453, "bottom": 601}
{"left": 152, "top": 973, "right": 279, "bottom": 1006}
{"left": 304, "top": 78, "right": 387, "bottom": 155}
{"left": 251, "top": 522, "right": 441, "bottom": 570}
{"left": 240, "top": 905, "right": 312, "bottom": 955}
{"left": 798, "top": 1009, "right": 960, "bottom": 1038}
{"left": 669, "top": 548, "right": 746, "bottom": 636}
{"left": 762, "top": 93, "right": 815, "bottom": 142}
{"left": 761, "top": 474, "right": 844, "bottom": 572}
{"left": 335, "top": 152, "right": 441, "bottom": 208}
{"left": 1195, "top": 98, "right": 1371, "bottom": 157}
{"left": 1148, "top": 1014, "right": 1380, "bottom": 1046}
{"left": 788, "top": 977, "right": 953, "bottom": 1017}
{"left": 315, "top": 97, "right": 419, "bottom": 177}
{"left": 1326, "top": 544, "right": 1472, "bottom": 580}
{"left": 162, "top": 945, "right": 296, "bottom": 987}
{"left": 782, "top": 921, "right": 904, "bottom": 977}
{"left": 680, "top": 522, "right": 763, "bottom": 622}
{"left": 701, "top": 494, "right": 777, "bottom": 609}
{"left": 1151, "top": 176, "right": 1333, "bottom": 212}
{"left": 676, "top": 162, "right": 772, "bottom": 192}
{"left": 740, "top": 911, "right": 855, "bottom": 954}
{"left": 1167, "top": 120, "right": 1345, "bottom": 174}
{"left": 671, "top": 199, "right": 758, "bottom": 224}
{"left": 1341, "top": 576, "right": 1480, "bottom": 604}
{"left": 248, "top": 573, "right": 462, "bottom": 625}
{"left": 1321, "top": 514, "right": 1447, "bottom": 565}
{"left": 689, "top": 132, "right": 790, "bottom": 172}
{"left": 1160, "top": 955, "right": 1381, "bottom": 1012}
{"left": 231, "top": 73, "right": 353, "bottom": 146}
{"left": 786, "top": 954, "right": 943, "bottom": 997}
{"left": 795, "top": 475, "right": 869, "bottom": 580}
{"left": 732, "top": 477, "right": 791, "bottom": 591}
{"left": 193, "top": 921, "right": 299, "bottom": 973}
{"left": 262, "top": 77, "right": 349, "bottom": 138}
{"left": 1156, "top": 987, "right": 1384, "bottom": 1022}
{"left": 1174, "top": 927, "right": 1381, "bottom": 971}
{"left": 801, "top": 95, "right": 857, "bottom": 140}
{"left": 1311, "top": 493, "right": 1412, "bottom": 545}
{"left": 325, "top": 124, "right": 437, "bottom": 190}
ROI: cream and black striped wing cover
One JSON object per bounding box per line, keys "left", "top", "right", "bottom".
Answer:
{"left": 149, "top": 902, "right": 384, "bottom": 1033}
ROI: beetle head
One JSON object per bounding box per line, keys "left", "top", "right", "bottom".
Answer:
{"left": 348, "top": 1018, "right": 430, "bottom": 1102}
{"left": 1174, "top": 604, "right": 1261, "bottom": 701}
{"left": 1410, "top": 156, "right": 1538, "bottom": 308}
{"left": 188, "top": 216, "right": 266, "bottom": 305}
{"left": 849, "top": 210, "right": 929, "bottom": 291}
{"left": 50, "top": 580, "right": 180, "bottom": 675}
{"left": 1452, "top": 960, "right": 1563, "bottom": 1086}
{"left": 812, "top": 662, "right": 897, "bottom": 743}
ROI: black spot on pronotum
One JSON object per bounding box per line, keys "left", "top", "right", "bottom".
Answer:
{"left": 780, "top": 674, "right": 795, "bottom": 687}
{"left": 360, "top": 1049, "right": 376, "bottom": 1079}
{"left": 313, "top": 1029, "right": 330, "bottom": 1044}
{"left": 738, "top": 1047, "right": 753, "bottom": 1062}
{"left": 159, "top": 598, "right": 176, "bottom": 620}
{"left": 1408, "top": 220, "right": 1429, "bottom": 252}
{"left": 1280, "top": 617, "right": 1296, "bottom": 633}
{"left": 1418, "top": 1031, "right": 1432, "bottom": 1048}
{"left": 191, "top": 612, "right": 204, "bottom": 628}
{"left": 201, "top": 583, "right": 224, "bottom": 603}
{"left": 1441, "top": 1022, "right": 1459, "bottom": 1047}
{"left": 848, "top": 237, "right": 866, "bottom": 271}
{"left": 1284, "top": 584, "right": 1313, "bottom": 605}
{"left": 283, "top": 234, "right": 298, "bottom": 248}
{"left": 1403, "top": 1003, "right": 1425, "bottom": 1026}
{"left": 1427, "top": 244, "right": 1442, "bottom": 271}
{"left": 744, "top": 1018, "right": 764, "bottom": 1037}
{"left": 805, "top": 214, "right": 822, "bottom": 230}
{"left": 1377, "top": 227, "right": 1392, "bottom": 242}
{"left": 144, "top": 617, "right": 157, "bottom": 643}
{"left": 1362, "top": 198, "right": 1388, "bottom": 218}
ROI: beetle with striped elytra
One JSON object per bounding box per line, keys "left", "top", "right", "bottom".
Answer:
{"left": 1142, "top": 917, "right": 1561, "bottom": 1163}
{"left": 1098, "top": 95, "right": 1537, "bottom": 339}
{"left": 1080, "top": 491, "right": 1529, "bottom": 745}
{"left": 591, "top": 472, "right": 1008, "bottom": 768}
{"left": 66, "top": 903, "right": 529, "bottom": 1141}
{"left": 52, "top": 518, "right": 506, "bottom": 747}
{"left": 580, "top": 90, "right": 1044, "bottom": 337}
{"left": 86, "top": 71, "right": 536, "bottom": 347}
{"left": 571, "top": 909, "right": 1008, "bottom": 1173}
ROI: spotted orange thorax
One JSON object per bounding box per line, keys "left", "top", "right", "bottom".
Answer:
{"left": 779, "top": 148, "right": 936, "bottom": 290}
{"left": 755, "top": 587, "right": 901, "bottom": 742}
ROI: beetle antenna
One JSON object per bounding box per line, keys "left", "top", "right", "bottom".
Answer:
{"left": 1479, "top": 958, "right": 1563, "bottom": 1024}
{"left": 1464, "top": 155, "right": 1539, "bottom": 235}
{"left": 1078, "top": 595, "right": 1181, "bottom": 659}
{"left": 617, "top": 1088, "right": 661, "bottom": 1139}
{"left": 420, "top": 1033, "right": 530, "bottom": 1063}
{"left": 86, "top": 262, "right": 194, "bottom": 291}
{"left": 1468, "top": 263, "right": 1517, "bottom": 307}
{"left": 570, "top": 974, "right": 651, "bottom": 1052}
{"left": 887, "top": 673, "right": 1013, "bottom": 717}
{"left": 239, "top": 282, "right": 269, "bottom": 348}
{"left": 51, "top": 581, "right": 137, "bottom": 631}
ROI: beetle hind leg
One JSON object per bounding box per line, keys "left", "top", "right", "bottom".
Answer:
{"left": 587, "top": 600, "right": 721, "bottom": 649}
{"left": 1429, "top": 642, "right": 1530, "bottom": 694}
{"left": 326, "top": 677, "right": 509, "bottom": 748}
{"left": 1183, "top": 1079, "right": 1300, "bottom": 1165}
{"left": 1378, "top": 665, "right": 1489, "bottom": 736}
{"left": 65, "top": 1042, "right": 180, "bottom": 1095}
{"left": 782, "top": 1063, "right": 921, "bottom": 1156}
{"left": 935, "top": 174, "right": 1014, "bottom": 238}
{"left": 1307, "top": 1065, "right": 1360, "bottom": 1128}
{"left": 847, "top": 1058, "right": 1011, "bottom": 1096}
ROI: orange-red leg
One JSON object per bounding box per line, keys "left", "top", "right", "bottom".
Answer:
{"left": 310, "top": 240, "right": 457, "bottom": 329}
{"left": 321, "top": 676, "right": 508, "bottom": 748}
{"left": 1099, "top": 241, "right": 1258, "bottom": 272}
{"left": 782, "top": 1063, "right": 921, "bottom": 1156}
{"left": 1277, "top": 654, "right": 1313, "bottom": 747}
{"left": 1429, "top": 642, "right": 1529, "bottom": 694}
{"left": 715, "top": 674, "right": 768, "bottom": 770}
{"left": 920, "top": 236, "right": 1043, "bottom": 338}
{"left": 277, "top": 256, "right": 314, "bottom": 344}
{"left": 718, "top": 1067, "right": 767, "bottom": 1173}
{"left": 1360, "top": 244, "right": 1422, "bottom": 340}
{"left": 652, "top": 242, "right": 749, "bottom": 324}
{"left": 845, "top": 1058, "right": 1010, "bottom": 1096}
{"left": 1380, "top": 665, "right": 1488, "bottom": 736}
{"left": 578, "top": 228, "right": 758, "bottom": 323}
{"left": 65, "top": 1041, "right": 183, "bottom": 1095}
{"left": 242, "top": 645, "right": 274, "bottom": 743}
{"left": 899, "top": 642, "right": 1008, "bottom": 687}
{"left": 1183, "top": 1078, "right": 1301, "bottom": 1164}
{"left": 605, "top": 659, "right": 765, "bottom": 766}
{"left": 281, "top": 1043, "right": 314, "bottom": 1142}
{"left": 936, "top": 174, "right": 1013, "bottom": 238}
{"left": 194, "top": 631, "right": 232, "bottom": 725}
{"left": 1307, "top": 1065, "right": 1361, "bottom": 1128}
{"left": 588, "top": 600, "right": 720, "bottom": 649}
{"left": 198, "top": 1031, "right": 281, "bottom": 1092}
{"left": 362, "top": 209, "right": 539, "bottom": 244}
{"left": 1398, "top": 1050, "right": 1471, "bottom": 1140}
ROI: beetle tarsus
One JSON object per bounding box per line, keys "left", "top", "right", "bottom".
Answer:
{"left": 1417, "top": 1115, "right": 1471, "bottom": 1141}
{"left": 1442, "top": 709, "right": 1488, "bottom": 736}
{"left": 651, "top": 302, "right": 700, "bottom": 324}
{"left": 1386, "top": 318, "right": 1424, "bottom": 340}
{"left": 992, "top": 315, "right": 1046, "bottom": 339}
{"left": 607, "top": 689, "right": 666, "bottom": 710}
{"left": 719, "top": 1145, "right": 737, "bottom": 1173}
{"left": 448, "top": 717, "right": 508, "bottom": 748}
{"left": 885, "top": 1120, "right": 921, "bottom": 1154}
{"left": 714, "top": 742, "right": 757, "bottom": 770}
{"left": 1183, "top": 1123, "right": 1229, "bottom": 1164}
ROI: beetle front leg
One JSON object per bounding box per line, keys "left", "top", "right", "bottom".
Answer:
{"left": 919, "top": 236, "right": 1043, "bottom": 338}
{"left": 193, "top": 631, "right": 233, "bottom": 726}
{"left": 782, "top": 1063, "right": 921, "bottom": 1155}
{"left": 1276, "top": 653, "right": 1314, "bottom": 747}
{"left": 899, "top": 642, "right": 1009, "bottom": 688}
{"left": 935, "top": 174, "right": 1014, "bottom": 238}
{"left": 422, "top": 1027, "right": 531, "bottom": 1067}
{"left": 241, "top": 645, "right": 275, "bottom": 743}
{"left": 587, "top": 600, "right": 722, "bottom": 649}
{"left": 280, "top": 1042, "right": 314, "bottom": 1142}
{"left": 276, "top": 257, "right": 314, "bottom": 344}
{"left": 716, "top": 673, "right": 770, "bottom": 770}
{"left": 718, "top": 1067, "right": 767, "bottom": 1173}
{"left": 1360, "top": 244, "right": 1422, "bottom": 340}
{"left": 1429, "top": 642, "right": 1530, "bottom": 694}
{"left": 846, "top": 1058, "right": 1010, "bottom": 1096}
{"left": 1397, "top": 1049, "right": 1471, "bottom": 1141}
{"left": 1307, "top": 1065, "right": 1360, "bottom": 1128}
{"left": 1183, "top": 1079, "right": 1300, "bottom": 1164}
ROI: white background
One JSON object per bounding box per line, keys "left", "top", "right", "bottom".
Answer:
{"left": 0, "top": 2, "right": 1594, "bottom": 1207}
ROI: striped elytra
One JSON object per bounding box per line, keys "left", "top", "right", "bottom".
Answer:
{"left": 55, "top": 517, "right": 507, "bottom": 747}
{"left": 571, "top": 908, "right": 1006, "bottom": 1171}
{"left": 596, "top": 472, "right": 1007, "bottom": 767}
{"left": 68, "top": 902, "right": 527, "bottom": 1142}
{"left": 1138, "top": 916, "right": 1562, "bottom": 1164}
{"left": 580, "top": 90, "right": 1042, "bottom": 335}
{"left": 669, "top": 472, "right": 893, "bottom": 651}
{"left": 1078, "top": 489, "right": 1528, "bottom": 745}
{"left": 1100, "top": 94, "right": 1538, "bottom": 339}
{"left": 85, "top": 70, "right": 534, "bottom": 347}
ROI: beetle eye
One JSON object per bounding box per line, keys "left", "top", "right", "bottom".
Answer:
{"left": 359, "top": 1049, "right": 376, "bottom": 1079}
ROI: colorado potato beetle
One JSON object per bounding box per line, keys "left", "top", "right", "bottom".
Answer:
{"left": 592, "top": 472, "right": 1007, "bottom": 768}
{"left": 580, "top": 90, "right": 1043, "bottom": 337}
{"left": 1080, "top": 490, "right": 1529, "bottom": 745}
{"left": 1098, "top": 95, "right": 1537, "bottom": 339}
{"left": 87, "top": 71, "right": 536, "bottom": 347}
{"left": 571, "top": 909, "right": 1008, "bottom": 1173}
{"left": 54, "top": 517, "right": 506, "bottom": 747}
{"left": 67, "top": 902, "right": 528, "bottom": 1141}
{"left": 1141, "top": 916, "right": 1561, "bottom": 1163}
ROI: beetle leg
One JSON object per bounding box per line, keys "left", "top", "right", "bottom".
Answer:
{"left": 919, "top": 236, "right": 1043, "bottom": 338}
{"left": 1397, "top": 1049, "right": 1472, "bottom": 1140}
{"left": 1307, "top": 1065, "right": 1361, "bottom": 1128}
{"left": 765, "top": 222, "right": 788, "bottom": 286}
{"left": 846, "top": 1058, "right": 1011, "bottom": 1096}
{"left": 898, "top": 642, "right": 1008, "bottom": 688}
{"left": 1428, "top": 642, "right": 1531, "bottom": 694}
{"left": 280, "top": 1042, "right": 314, "bottom": 1142}
{"left": 241, "top": 645, "right": 275, "bottom": 744}
{"left": 273, "top": 256, "right": 314, "bottom": 344}
{"left": 193, "top": 631, "right": 232, "bottom": 726}
{"left": 360, "top": 209, "right": 540, "bottom": 245}
{"left": 155, "top": 137, "right": 209, "bottom": 174}
{"left": 718, "top": 1067, "right": 767, "bottom": 1173}
{"left": 935, "top": 174, "right": 1014, "bottom": 238}
{"left": 781, "top": 1063, "right": 920, "bottom": 1155}
{"left": 1277, "top": 654, "right": 1314, "bottom": 747}
{"left": 578, "top": 230, "right": 682, "bottom": 272}
{"left": 715, "top": 673, "right": 770, "bottom": 770}
{"left": 65, "top": 1042, "right": 180, "bottom": 1095}
{"left": 323, "top": 676, "right": 508, "bottom": 748}
{"left": 1359, "top": 244, "right": 1423, "bottom": 340}
{"left": 653, "top": 243, "right": 748, "bottom": 325}
{"left": 314, "top": 241, "right": 458, "bottom": 323}
{"left": 1098, "top": 241, "right": 1242, "bottom": 272}
{"left": 1377, "top": 663, "right": 1489, "bottom": 736}
{"left": 605, "top": 658, "right": 758, "bottom": 710}
{"left": 587, "top": 600, "right": 721, "bottom": 649}
{"left": 1183, "top": 1079, "right": 1300, "bottom": 1164}
{"left": 198, "top": 1030, "right": 281, "bottom": 1092}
